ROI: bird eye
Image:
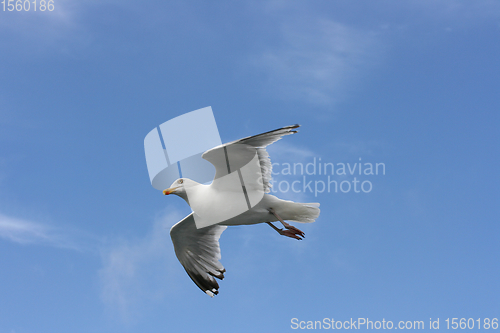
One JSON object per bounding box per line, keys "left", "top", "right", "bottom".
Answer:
{"left": 179, "top": 179, "right": 183, "bottom": 184}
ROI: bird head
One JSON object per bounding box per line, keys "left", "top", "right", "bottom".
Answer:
{"left": 163, "top": 178, "right": 201, "bottom": 202}
{"left": 163, "top": 178, "right": 186, "bottom": 196}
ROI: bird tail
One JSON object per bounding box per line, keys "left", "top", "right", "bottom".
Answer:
{"left": 286, "top": 202, "right": 320, "bottom": 223}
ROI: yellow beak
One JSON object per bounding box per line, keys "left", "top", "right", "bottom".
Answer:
{"left": 163, "top": 187, "right": 177, "bottom": 195}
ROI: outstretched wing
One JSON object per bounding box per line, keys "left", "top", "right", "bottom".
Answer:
{"left": 170, "top": 213, "right": 226, "bottom": 297}
{"left": 201, "top": 124, "right": 300, "bottom": 193}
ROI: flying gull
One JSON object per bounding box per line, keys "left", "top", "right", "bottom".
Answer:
{"left": 163, "top": 125, "right": 320, "bottom": 297}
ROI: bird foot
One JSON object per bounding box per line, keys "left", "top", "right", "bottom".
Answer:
{"left": 266, "top": 208, "right": 305, "bottom": 240}
{"left": 281, "top": 221, "right": 305, "bottom": 237}
{"left": 279, "top": 227, "right": 305, "bottom": 240}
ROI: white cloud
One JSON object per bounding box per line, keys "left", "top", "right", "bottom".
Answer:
{"left": 0, "top": 214, "right": 52, "bottom": 244}
{"left": 408, "top": 0, "right": 500, "bottom": 20}
{"left": 0, "top": 206, "right": 184, "bottom": 322}
{"left": 0, "top": 1, "right": 78, "bottom": 38}
{"left": 98, "top": 209, "right": 184, "bottom": 322}
{"left": 0, "top": 0, "right": 108, "bottom": 57}
{"left": 267, "top": 140, "right": 316, "bottom": 162}
{"left": 266, "top": 142, "right": 318, "bottom": 202}
{"left": 0, "top": 213, "right": 100, "bottom": 252}
{"left": 254, "top": 18, "right": 382, "bottom": 105}
{"left": 0, "top": 0, "right": 144, "bottom": 53}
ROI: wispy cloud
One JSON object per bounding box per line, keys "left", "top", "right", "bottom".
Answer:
{"left": 0, "top": 0, "right": 145, "bottom": 55}
{"left": 408, "top": 0, "right": 500, "bottom": 21}
{"left": 0, "top": 0, "right": 98, "bottom": 57}
{"left": 0, "top": 1, "right": 78, "bottom": 38}
{"left": 0, "top": 214, "right": 52, "bottom": 244}
{"left": 254, "top": 18, "right": 382, "bottom": 105}
{"left": 267, "top": 140, "right": 317, "bottom": 162}
{"left": 1, "top": 207, "right": 184, "bottom": 322}
{"left": 0, "top": 213, "right": 100, "bottom": 252}
{"left": 98, "top": 209, "right": 184, "bottom": 322}
{"left": 266, "top": 142, "right": 318, "bottom": 202}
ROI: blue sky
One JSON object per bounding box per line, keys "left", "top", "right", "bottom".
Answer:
{"left": 1, "top": 1, "right": 499, "bottom": 332}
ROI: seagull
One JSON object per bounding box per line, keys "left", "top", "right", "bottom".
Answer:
{"left": 163, "top": 125, "right": 320, "bottom": 297}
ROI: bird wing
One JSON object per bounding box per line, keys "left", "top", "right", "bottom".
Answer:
{"left": 170, "top": 213, "right": 227, "bottom": 297}
{"left": 201, "top": 124, "right": 300, "bottom": 193}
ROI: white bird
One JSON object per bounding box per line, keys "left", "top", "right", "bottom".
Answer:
{"left": 163, "top": 125, "right": 320, "bottom": 297}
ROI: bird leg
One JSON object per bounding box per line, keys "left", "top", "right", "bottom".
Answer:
{"left": 267, "top": 208, "right": 305, "bottom": 240}
{"left": 266, "top": 222, "right": 303, "bottom": 240}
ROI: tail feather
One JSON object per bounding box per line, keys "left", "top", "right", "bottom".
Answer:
{"left": 283, "top": 202, "right": 320, "bottom": 223}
